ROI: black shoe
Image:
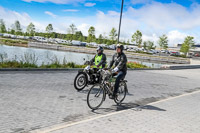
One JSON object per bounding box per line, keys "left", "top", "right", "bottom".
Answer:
{"left": 109, "top": 94, "right": 116, "bottom": 99}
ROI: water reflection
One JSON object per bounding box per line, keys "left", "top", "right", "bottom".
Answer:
{"left": 0, "top": 44, "right": 165, "bottom": 68}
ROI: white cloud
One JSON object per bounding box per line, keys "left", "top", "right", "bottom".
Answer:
{"left": 63, "top": 9, "right": 79, "bottom": 12}
{"left": 166, "top": 30, "right": 188, "bottom": 46}
{"left": 0, "top": 6, "right": 48, "bottom": 32}
{"left": 143, "top": 33, "right": 159, "bottom": 43}
{"left": 84, "top": 3, "right": 96, "bottom": 7}
{"left": 77, "top": 23, "right": 91, "bottom": 35}
{"left": 1, "top": 1, "right": 200, "bottom": 46}
{"left": 22, "top": 0, "right": 85, "bottom": 4}
{"left": 0, "top": 6, "right": 32, "bottom": 31}
{"left": 94, "top": 10, "right": 139, "bottom": 40}
{"left": 44, "top": 11, "right": 57, "bottom": 18}
{"left": 92, "top": 2, "right": 200, "bottom": 46}
{"left": 126, "top": 2, "right": 200, "bottom": 31}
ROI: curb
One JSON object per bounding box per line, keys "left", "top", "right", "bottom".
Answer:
{"left": 169, "top": 65, "right": 200, "bottom": 70}
{"left": 162, "top": 65, "right": 200, "bottom": 70}
{"left": 0, "top": 65, "right": 199, "bottom": 71}
{"left": 0, "top": 68, "right": 82, "bottom": 71}
{"left": 0, "top": 68, "right": 168, "bottom": 71}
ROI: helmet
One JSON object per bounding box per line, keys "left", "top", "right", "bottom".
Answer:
{"left": 116, "top": 44, "right": 124, "bottom": 51}
{"left": 96, "top": 46, "right": 104, "bottom": 52}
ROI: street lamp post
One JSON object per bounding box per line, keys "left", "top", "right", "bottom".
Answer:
{"left": 117, "top": 0, "right": 124, "bottom": 44}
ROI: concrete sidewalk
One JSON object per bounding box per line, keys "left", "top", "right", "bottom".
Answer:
{"left": 40, "top": 90, "right": 200, "bottom": 133}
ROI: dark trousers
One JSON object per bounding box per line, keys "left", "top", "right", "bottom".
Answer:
{"left": 113, "top": 71, "right": 126, "bottom": 95}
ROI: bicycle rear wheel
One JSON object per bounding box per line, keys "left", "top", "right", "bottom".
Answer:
{"left": 114, "top": 81, "right": 127, "bottom": 105}
{"left": 87, "top": 84, "right": 105, "bottom": 110}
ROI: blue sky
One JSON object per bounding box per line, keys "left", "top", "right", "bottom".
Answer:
{"left": 0, "top": 0, "right": 200, "bottom": 45}
{"left": 0, "top": 0, "right": 197, "bottom": 20}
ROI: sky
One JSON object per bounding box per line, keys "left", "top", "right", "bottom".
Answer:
{"left": 0, "top": 0, "right": 200, "bottom": 46}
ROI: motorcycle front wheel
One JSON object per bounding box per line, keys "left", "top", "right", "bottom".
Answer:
{"left": 74, "top": 72, "right": 88, "bottom": 91}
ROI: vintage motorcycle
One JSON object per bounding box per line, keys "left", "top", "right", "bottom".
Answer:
{"left": 74, "top": 65, "right": 101, "bottom": 91}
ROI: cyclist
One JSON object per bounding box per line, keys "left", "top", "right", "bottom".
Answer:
{"left": 108, "top": 44, "right": 127, "bottom": 99}
{"left": 90, "top": 46, "right": 106, "bottom": 69}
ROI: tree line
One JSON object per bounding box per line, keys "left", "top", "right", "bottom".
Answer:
{"left": 0, "top": 19, "right": 196, "bottom": 55}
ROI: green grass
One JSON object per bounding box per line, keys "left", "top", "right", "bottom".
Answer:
{"left": 0, "top": 53, "right": 149, "bottom": 69}
{"left": 0, "top": 61, "right": 86, "bottom": 68}
{"left": 0, "top": 61, "right": 38, "bottom": 68}
{"left": 0, "top": 38, "right": 28, "bottom": 45}
{"left": 0, "top": 61, "right": 149, "bottom": 69}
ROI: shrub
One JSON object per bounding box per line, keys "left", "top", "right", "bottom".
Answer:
{"left": 127, "top": 61, "right": 149, "bottom": 69}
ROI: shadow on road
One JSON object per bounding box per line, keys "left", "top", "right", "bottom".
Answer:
{"left": 131, "top": 105, "right": 166, "bottom": 112}
{"left": 91, "top": 102, "right": 140, "bottom": 113}
{"left": 91, "top": 102, "right": 166, "bottom": 114}
{"left": 140, "top": 105, "right": 166, "bottom": 111}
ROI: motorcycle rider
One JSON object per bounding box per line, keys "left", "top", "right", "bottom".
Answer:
{"left": 108, "top": 44, "right": 127, "bottom": 99}
{"left": 90, "top": 46, "right": 106, "bottom": 69}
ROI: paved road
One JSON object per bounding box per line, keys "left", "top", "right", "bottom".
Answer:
{"left": 0, "top": 69, "right": 200, "bottom": 133}
{"left": 49, "top": 89, "right": 200, "bottom": 133}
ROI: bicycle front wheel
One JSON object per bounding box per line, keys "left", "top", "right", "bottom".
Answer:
{"left": 87, "top": 84, "right": 105, "bottom": 110}
{"left": 114, "top": 81, "right": 127, "bottom": 105}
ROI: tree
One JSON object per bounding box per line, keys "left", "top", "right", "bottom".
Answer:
{"left": 103, "top": 38, "right": 107, "bottom": 44}
{"left": 158, "top": 34, "right": 168, "bottom": 50}
{"left": 143, "top": 41, "right": 156, "bottom": 50}
{"left": 87, "top": 26, "right": 95, "bottom": 43}
{"left": 13, "top": 20, "right": 22, "bottom": 35}
{"left": 0, "top": 19, "right": 7, "bottom": 33}
{"left": 147, "top": 41, "right": 156, "bottom": 50}
{"left": 180, "top": 36, "right": 195, "bottom": 56}
{"left": 143, "top": 41, "right": 147, "bottom": 50}
{"left": 109, "top": 27, "right": 117, "bottom": 43}
{"left": 106, "top": 40, "right": 112, "bottom": 45}
{"left": 88, "top": 26, "right": 95, "bottom": 36}
{"left": 26, "top": 22, "right": 35, "bottom": 36}
{"left": 68, "top": 24, "right": 77, "bottom": 34}
{"left": 46, "top": 24, "right": 53, "bottom": 33}
{"left": 15, "top": 20, "right": 22, "bottom": 32}
{"left": 87, "top": 34, "right": 96, "bottom": 43}
{"left": 66, "top": 34, "right": 73, "bottom": 41}
{"left": 10, "top": 29, "right": 15, "bottom": 34}
{"left": 131, "top": 30, "right": 142, "bottom": 48}
{"left": 127, "top": 39, "right": 130, "bottom": 45}
{"left": 78, "top": 36, "right": 83, "bottom": 42}
{"left": 75, "top": 31, "right": 83, "bottom": 40}
{"left": 98, "top": 34, "right": 103, "bottom": 44}
{"left": 122, "top": 40, "right": 126, "bottom": 45}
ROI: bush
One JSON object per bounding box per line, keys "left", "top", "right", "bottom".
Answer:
{"left": 127, "top": 61, "right": 149, "bottom": 69}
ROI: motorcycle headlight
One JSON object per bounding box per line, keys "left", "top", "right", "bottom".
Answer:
{"left": 85, "top": 65, "right": 90, "bottom": 70}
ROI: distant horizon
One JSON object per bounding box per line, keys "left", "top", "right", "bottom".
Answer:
{"left": 0, "top": 0, "right": 200, "bottom": 46}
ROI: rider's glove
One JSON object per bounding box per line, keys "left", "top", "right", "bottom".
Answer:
{"left": 112, "top": 67, "right": 119, "bottom": 73}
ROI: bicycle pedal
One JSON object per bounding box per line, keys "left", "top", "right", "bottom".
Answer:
{"left": 109, "top": 95, "right": 115, "bottom": 99}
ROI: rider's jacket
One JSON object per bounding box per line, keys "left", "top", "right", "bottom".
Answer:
{"left": 108, "top": 52, "right": 127, "bottom": 72}
{"left": 90, "top": 53, "right": 106, "bottom": 68}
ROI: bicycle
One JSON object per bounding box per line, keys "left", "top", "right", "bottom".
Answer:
{"left": 87, "top": 69, "right": 128, "bottom": 110}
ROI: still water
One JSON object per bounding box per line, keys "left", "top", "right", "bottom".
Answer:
{"left": 0, "top": 44, "right": 166, "bottom": 68}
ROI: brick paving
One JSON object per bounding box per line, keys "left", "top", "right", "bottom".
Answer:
{"left": 0, "top": 69, "right": 200, "bottom": 133}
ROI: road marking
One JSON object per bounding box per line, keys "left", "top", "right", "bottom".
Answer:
{"left": 32, "top": 89, "right": 200, "bottom": 133}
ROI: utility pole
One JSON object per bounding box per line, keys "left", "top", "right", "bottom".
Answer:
{"left": 117, "top": 0, "right": 124, "bottom": 44}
